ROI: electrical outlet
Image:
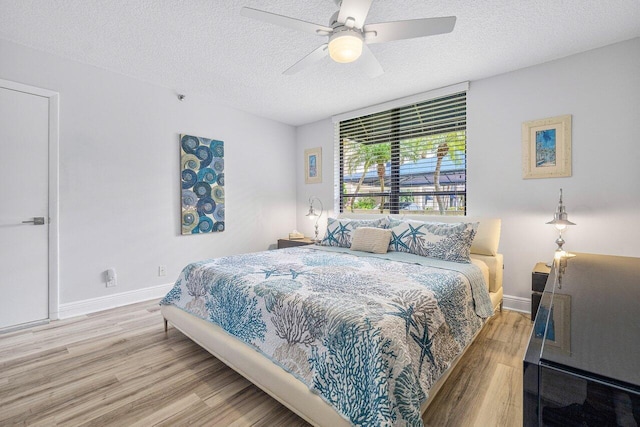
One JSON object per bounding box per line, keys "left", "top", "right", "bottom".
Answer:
{"left": 158, "top": 265, "right": 166, "bottom": 277}
{"left": 105, "top": 268, "right": 117, "bottom": 287}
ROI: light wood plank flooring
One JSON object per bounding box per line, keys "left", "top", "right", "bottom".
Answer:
{"left": 0, "top": 301, "right": 531, "bottom": 426}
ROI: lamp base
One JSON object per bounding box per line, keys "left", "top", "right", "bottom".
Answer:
{"left": 547, "top": 251, "right": 576, "bottom": 268}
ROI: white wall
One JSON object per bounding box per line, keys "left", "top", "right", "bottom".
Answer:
{"left": 295, "top": 119, "right": 335, "bottom": 239}
{"left": 0, "top": 39, "right": 297, "bottom": 309}
{"left": 468, "top": 37, "right": 640, "bottom": 305}
{"left": 295, "top": 37, "right": 640, "bottom": 309}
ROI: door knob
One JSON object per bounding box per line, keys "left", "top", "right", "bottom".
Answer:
{"left": 22, "top": 217, "right": 46, "bottom": 225}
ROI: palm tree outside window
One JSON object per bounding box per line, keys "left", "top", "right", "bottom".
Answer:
{"left": 339, "top": 91, "right": 467, "bottom": 216}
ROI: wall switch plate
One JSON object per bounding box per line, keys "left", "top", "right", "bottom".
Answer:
{"left": 105, "top": 268, "right": 117, "bottom": 287}
{"left": 158, "top": 265, "right": 166, "bottom": 277}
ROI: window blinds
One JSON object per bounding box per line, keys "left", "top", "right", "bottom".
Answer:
{"left": 336, "top": 90, "right": 467, "bottom": 216}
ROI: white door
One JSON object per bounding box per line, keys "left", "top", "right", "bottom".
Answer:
{"left": 0, "top": 86, "right": 50, "bottom": 329}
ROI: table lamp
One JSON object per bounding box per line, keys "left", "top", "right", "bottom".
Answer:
{"left": 546, "top": 188, "right": 576, "bottom": 260}
{"left": 306, "top": 196, "right": 324, "bottom": 242}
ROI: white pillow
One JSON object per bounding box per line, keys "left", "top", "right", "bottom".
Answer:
{"left": 350, "top": 227, "right": 392, "bottom": 254}
{"left": 320, "top": 217, "right": 388, "bottom": 248}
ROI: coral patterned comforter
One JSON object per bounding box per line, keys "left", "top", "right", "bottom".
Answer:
{"left": 161, "top": 245, "right": 493, "bottom": 426}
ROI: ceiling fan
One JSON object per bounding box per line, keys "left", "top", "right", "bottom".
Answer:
{"left": 240, "top": 0, "right": 456, "bottom": 77}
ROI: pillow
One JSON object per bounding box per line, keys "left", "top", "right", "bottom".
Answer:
{"left": 401, "top": 215, "right": 501, "bottom": 256}
{"left": 320, "top": 217, "right": 388, "bottom": 248}
{"left": 388, "top": 220, "right": 478, "bottom": 263}
{"left": 350, "top": 227, "right": 392, "bottom": 254}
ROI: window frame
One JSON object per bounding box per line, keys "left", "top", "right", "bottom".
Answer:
{"left": 334, "top": 86, "right": 468, "bottom": 216}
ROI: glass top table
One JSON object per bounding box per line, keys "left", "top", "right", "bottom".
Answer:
{"left": 528, "top": 252, "right": 640, "bottom": 387}
{"left": 524, "top": 252, "right": 640, "bottom": 426}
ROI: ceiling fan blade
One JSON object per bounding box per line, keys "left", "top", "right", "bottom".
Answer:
{"left": 337, "top": 0, "right": 373, "bottom": 28}
{"left": 359, "top": 44, "right": 384, "bottom": 78}
{"left": 241, "top": 7, "right": 333, "bottom": 36}
{"left": 364, "top": 16, "right": 456, "bottom": 44}
{"left": 283, "top": 44, "right": 329, "bottom": 75}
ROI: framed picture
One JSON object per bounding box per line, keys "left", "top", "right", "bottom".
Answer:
{"left": 180, "top": 134, "right": 225, "bottom": 235}
{"left": 304, "top": 147, "right": 322, "bottom": 184}
{"left": 522, "top": 115, "right": 572, "bottom": 179}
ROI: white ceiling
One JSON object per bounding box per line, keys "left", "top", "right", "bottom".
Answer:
{"left": 1, "top": 0, "right": 639, "bottom": 126}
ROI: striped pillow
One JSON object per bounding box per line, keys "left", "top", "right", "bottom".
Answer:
{"left": 350, "top": 227, "right": 392, "bottom": 254}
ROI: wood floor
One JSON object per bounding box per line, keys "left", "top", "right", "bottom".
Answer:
{"left": 0, "top": 300, "right": 532, "bottom": 426}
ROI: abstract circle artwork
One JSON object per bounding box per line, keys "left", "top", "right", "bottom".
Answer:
{"left": 181, "top": 134, "right": 225, "bottom": 235}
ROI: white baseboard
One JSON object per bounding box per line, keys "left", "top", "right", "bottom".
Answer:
{"left": 502, "top": 294, "right": 531, "bottom": 314}
{"left": 55, "top": 286, "right": 531, "bottom": 320}
{"left": 55, "top": 283, "right": 174, "bottom": 319}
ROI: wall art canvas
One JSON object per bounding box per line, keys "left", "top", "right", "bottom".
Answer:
{"left": 180, "top": 134, "right": 225, "bottom": 235}
{"left": 522, "top": 115, "right": 572, "bottom": 179}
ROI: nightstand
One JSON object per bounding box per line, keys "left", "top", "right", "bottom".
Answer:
{"left": 531, "top": 262, "right": 550, "bottom": 320}
{"left": 277, "top": 237, "right": 314, "bottom": 249}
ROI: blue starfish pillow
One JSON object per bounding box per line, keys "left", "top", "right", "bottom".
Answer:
{"left": 388, "top": 220, "right": 478, "bottom": 263}
{"left": 320, "top": 217, "right": 388, "bottom": 248}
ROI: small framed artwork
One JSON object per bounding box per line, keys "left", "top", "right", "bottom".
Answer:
{"left": 522, "top": 114, "right": 572, "bottom": 179}
{"left": 304, "top": 147, "right": 322, "bottom": 184}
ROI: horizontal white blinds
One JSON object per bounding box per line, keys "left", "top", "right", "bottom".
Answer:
{"left": 338, "top": 91, "right": 467, "bottom": 215}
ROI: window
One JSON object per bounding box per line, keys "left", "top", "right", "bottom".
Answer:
{"left": 335, "top": 88, "right": 467, "bottom": 216}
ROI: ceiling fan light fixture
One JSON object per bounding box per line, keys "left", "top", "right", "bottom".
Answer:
{"left": 328, "top": 31, "right": 363, "bottom": 63}
{"left": 241, "top": 3, "right": 457, "bottom": 76}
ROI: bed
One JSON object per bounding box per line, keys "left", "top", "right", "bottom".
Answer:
{"left": 160, "top": 214, "right": 503, "bottom": 426}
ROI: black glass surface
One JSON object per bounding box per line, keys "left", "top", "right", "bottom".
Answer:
{"left": 524, "top": 252, "right": 640, "bottom": 427}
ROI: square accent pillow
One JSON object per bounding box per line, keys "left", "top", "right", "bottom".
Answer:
{"left": 320, "top": 217, "right": 388, "bottom": 248}
{"left": 350, "top": 227, "right": 392, "bottom": 254}
{"left": 388, "top": 220, "right": 478, "bottom": 263}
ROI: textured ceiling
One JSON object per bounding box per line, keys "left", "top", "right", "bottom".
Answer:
{"left": 1, "top": 0, "right": 639, "bottom": 126}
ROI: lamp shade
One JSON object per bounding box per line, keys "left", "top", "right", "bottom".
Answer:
{"left": 328, "top": 31, "right": 363, "bottom": 63}
{"left": 306, "top": 205, "right": 317, "bottom": 219}
{"left": 546, "top": 188, "right": 575, "bottom": 230}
